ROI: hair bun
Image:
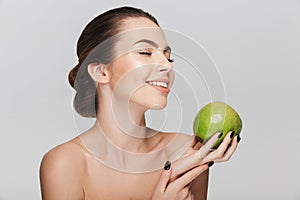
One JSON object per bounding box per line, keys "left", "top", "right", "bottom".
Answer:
{"left": 68, "top": 64, "right": 80, "bottom": 88}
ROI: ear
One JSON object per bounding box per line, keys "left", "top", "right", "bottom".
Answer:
{"left": 87, "top": 63, "right": 110, "bottom": 84}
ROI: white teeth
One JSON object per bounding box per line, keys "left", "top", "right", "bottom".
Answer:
{"left": 147, "top": 81, "right": 168, "bottom": 88}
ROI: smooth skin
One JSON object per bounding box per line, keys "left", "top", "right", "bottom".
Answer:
{"left": 40, "top": 131, "right": 238, "bottom": 199}
{"left": 40, "top": 17, "right": 239, "bottom": 200}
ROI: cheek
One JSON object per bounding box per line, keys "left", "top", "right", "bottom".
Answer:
{"left": 110, "top": 55, "right": 149, "bottom": 85}
{"left": 109, "top": 62, "right": 127, "bottom": 88}
{"left": 110, "top": 61, "right": 153, "bottom": 100}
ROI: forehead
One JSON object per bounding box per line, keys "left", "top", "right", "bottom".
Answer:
{"left": 113, "top": 17, "right": 168, "bottom": 53}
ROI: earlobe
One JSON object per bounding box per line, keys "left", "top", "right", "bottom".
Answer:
{"left": 87, "top": 63, "right": 110, "bottom": 84}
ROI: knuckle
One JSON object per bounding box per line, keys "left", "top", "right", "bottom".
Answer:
{"left": 195, "top": 152, "right": 202, "bottom": 160}
{"left": 214, "top": 151, "right": 223, "bottom": 159}
{"left": 223, "top": 157, "right": 229, "bottom": 162}
{"left": 226, "top": 154, "right": 233, "bottom": 161}
{"left": 196, "top": 150, "right": 205, "bottom": 160}
{"left": 222, "top": 154, "right": 231, "bottom": 162}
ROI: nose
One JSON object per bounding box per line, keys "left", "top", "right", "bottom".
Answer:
{"left": 156, "top": 54, "right": 173, "bottom": 73}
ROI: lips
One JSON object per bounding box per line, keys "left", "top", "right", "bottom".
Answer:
{"left": 145, "top": 79, "right": 170, "bottom": 93}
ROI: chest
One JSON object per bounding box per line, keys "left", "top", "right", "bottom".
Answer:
{"left": 83, "top": 158, "right": 161, "bottom": 200}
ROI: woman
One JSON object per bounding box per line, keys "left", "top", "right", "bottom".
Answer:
{"left": 39, "top": 6, "right": 240, "bottom": 200}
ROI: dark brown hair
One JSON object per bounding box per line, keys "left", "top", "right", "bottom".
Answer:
{"left": 68, "top": 6, "right": 159, "bottom": 118}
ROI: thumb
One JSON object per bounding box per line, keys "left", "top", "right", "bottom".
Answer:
{"left": 156, "top": 161, "right": 172, "bottom": 193}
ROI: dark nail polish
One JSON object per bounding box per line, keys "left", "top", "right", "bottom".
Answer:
{"left": 164, "top": 161, "right": 171, "bottom": 170}
{"left": 195, "top": 136, "right": 203, "bottom": 143}
{"left": 208, "top": 161, "right": 214, "bottom": 167}
{"left": 230, "top": 131, "right": 235, "bottom": 138}
{"left": 237, "top": 135, "right": 241, "bottom": 143}
{"left": 218, "top": 133, "right": 223, "bottom": 138}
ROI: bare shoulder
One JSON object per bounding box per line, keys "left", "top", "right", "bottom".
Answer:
{"left": 40, "top": 137, "right": 86, "bottom": 199}
{"left": 40, "top": 137, "right": 86, "bottom": 171}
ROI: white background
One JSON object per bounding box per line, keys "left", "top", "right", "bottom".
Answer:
{"left": 1, "top": 0, "right": 300, "bottom": 199}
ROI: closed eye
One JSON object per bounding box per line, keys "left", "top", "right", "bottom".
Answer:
{"left": 139, "top": 50, "right": 174, "bottom": 63}
{"left": 139, "top": 51, "right": 152, "bottom": 56}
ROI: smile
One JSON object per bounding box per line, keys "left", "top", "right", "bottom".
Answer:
{"left": 146, "top": 81, "right": 168, "bottom": 88}
{"left": 145, "top": 80, "right": 170, "bottom": 94}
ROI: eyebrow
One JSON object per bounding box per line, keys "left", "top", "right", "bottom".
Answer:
{"left": 134, "top": 39, "right": 172, "bottom": 52}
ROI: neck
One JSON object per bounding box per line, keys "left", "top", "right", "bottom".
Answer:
{"left": 94, "top": 91, "right": 157, "bottom": 153}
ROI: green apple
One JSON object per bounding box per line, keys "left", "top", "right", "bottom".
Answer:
{"left": 193, "top": 101, "right": 242, "bottom": 148}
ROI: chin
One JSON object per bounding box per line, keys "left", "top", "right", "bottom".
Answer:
{"left": 150, "top": 101, "right": 167, "bottom": 110}
{"left": 130, "top": 90, "right": 168, "bottom": 110}
{"left": 147, "top": 98, "right": 168, "bottom": 110}
{"left": 133, "top": 98, "right": 167, "bottom": 111}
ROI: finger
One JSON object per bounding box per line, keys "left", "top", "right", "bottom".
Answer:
{"left": 201, "top": 131, "right": 235, "bottom": 163}
{"left": 215, "top": 135, "right": 239, "bottom": 162}
{"left": 197, "top": 132, "right": 223, "bottom": 159}
{"left": 169, "top": 164, "right": 209, "bottom": 191}
{"left": 169, "top": 154, "right": 198, "bottom": 182}
{"left": 190, "top": 136, "right": 199, "bottom": 148}
{"left": 216, "top": 131, "right": 234, "bottom": 152}
{"left": 170, "top": 133, "right": 220, "bottom": 182}
{"left": 156, "top": 161, "right": 172, "bottom": 193}
{"left": 193, "top": 141, "right": 202, "bottom": 150}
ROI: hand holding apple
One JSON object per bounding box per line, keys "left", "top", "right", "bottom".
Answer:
{"left": 193, "top": 101, "right": 242, "bottom": 148}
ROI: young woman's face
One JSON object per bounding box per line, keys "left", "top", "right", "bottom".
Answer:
{"left": 108, "top": 17, "right": 174, "bottom": 110}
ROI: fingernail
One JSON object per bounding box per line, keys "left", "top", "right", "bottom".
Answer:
{"left": 218, "top": 133, "right": 223, "bottom": 138}
{"left": 208, "top": 161, "right": 214, "bottom": 167}
{"left": 237, "top": 135, "right": 241, "bottom": 143}
{"left": 230, "top": 131, "right": 235, "bottom": 138}
{"left": 164, "top": 161, "right": 171, "bottom": 170}
{"left": 195, "top": 136, "right": 203, "bottom": 143}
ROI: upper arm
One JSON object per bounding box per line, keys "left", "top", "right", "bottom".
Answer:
{"left": 191, "top": 168, "right": 209, "bottom": 200}
{"left": 39, "top": 145, "right": 85, "bottom": 200}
